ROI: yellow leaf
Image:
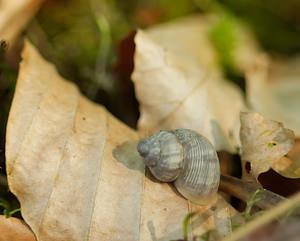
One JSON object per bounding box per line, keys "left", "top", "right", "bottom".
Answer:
{"left": 6, "top": 40, "right": 233, "bottom": 241}
{"left": 246, "top": 55, "right": 300, "bottom": 137}
{"left": 0, "top": 215, "right": 36, "bottom": 241}
{"left": 0, "top": 0, "right": 43, "bottom": 44}
{"left": 240, "top": 112, "right": 295, "bottom": 178}
{"left": 273, "top": 140, "right": 300, "bottom": 178}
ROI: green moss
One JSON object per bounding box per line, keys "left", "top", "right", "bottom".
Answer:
{"left": 209, "top": 13, "right": 245, "bottom": 90}
{"left": 210, "top": 14, "right": 237, "bottom": 73}
{"left": 218, "top": 0, "right": 300, "bottom": 54}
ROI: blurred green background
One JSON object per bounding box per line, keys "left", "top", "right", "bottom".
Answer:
{"left": 28, "top": 0, "right": 300, "bottom": 122}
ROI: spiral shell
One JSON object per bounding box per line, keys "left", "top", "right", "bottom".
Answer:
{"left": 137, "top": 129, "right": 220, "bottom": 205}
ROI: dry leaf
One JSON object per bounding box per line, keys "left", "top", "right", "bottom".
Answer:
{"left": 246, "top": 55, "right": 300, "bottom": 137}
{"left": 188, "top": 197, "right": 236, "bottom": 240}
{"left": 5, "top": 40, "right": 233, "bottom": 241}
{"left": 273, "top": 139, "right": 300, "bottom": 178}
{"left": 240, "top": 112, "right": 295, "bottom": 178}
{"left": 132, "top": 16, "right": 247, "bottom": 152}
{"left": 0, "top": 0, "right": 43, "bottom": 44}
{"left": 0, "top": 215, "right": 36, "bottom": 241}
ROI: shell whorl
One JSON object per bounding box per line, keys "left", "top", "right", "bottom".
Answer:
{"left": 172, "top": 129, "right": 220, "bottom": 205}
{"left": 137, "top": 130, "right": 183, "bottom": 182}
{"left": 137, "top": 129, "right": 220, "bottom": 205}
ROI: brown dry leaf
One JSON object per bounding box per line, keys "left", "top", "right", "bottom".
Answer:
{"left": 0, "top": 215, "right": 36, "bottom": 241}
{"left": 5, "top": 40, "right": 234, "bottom": 241}
{"left": 246, "top": 55, "right": 300, "bottom": 137}
{"left": 132, "top": 16, "right": 247, "bottom": 153}
{"left": 188, "top": 197, "right": 237, "bottom": 240}
{"left": 240, "top": 112, "right": 295, "bottom": 178}
{"left": 0, "top": 0, "right": 43, "bottom": 44}
{"left": 273, "top": 139, "right": 300, "bottom": 178}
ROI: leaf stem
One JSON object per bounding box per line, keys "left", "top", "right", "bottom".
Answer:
{"left": 219, "top": 174, "right": 286, "bottom": 209}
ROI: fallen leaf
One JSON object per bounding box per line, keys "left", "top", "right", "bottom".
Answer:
{"left": 132, "top": 16, "right": 247, "bottom": 152}
{"left": 0, "top": 215, "right": 36, "bottom": 241}
{"left": 5, "top": 40, "right": 234, "bottom": 241}
{"left": 0, "top": 0, "right": 43, "bottom": 44}
{"left": 288, "top": 139, "right": 300, "bottom": 160}
{"left": 273, "top": 139, "right": 300, "bottom": 178}
{"left": 246, "top": 55, "right": 300, "bottom": 137}
{"left": 240, "top": 112, "right": 295, "bottom": 178}
{"left": 187, "top": 197, "right": 237, "bottom": 240}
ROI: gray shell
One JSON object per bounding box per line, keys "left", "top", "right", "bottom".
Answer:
{"left": 137, "top": 129, "right": 220, "bottom": 205}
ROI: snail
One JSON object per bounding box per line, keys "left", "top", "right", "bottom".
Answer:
{"left": 137, "top": 129, "right": 220, "bottom": 205}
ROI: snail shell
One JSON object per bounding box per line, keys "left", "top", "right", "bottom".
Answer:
{"left": 137, "top": 129, "right": 220, "bottom": 205}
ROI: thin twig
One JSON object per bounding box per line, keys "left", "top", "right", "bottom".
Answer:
{"left": 219, "top": 175, "right": 286, "bottom": 209}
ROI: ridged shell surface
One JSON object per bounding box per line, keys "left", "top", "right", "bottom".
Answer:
{"left": 172, "top": 129, "right": 220, "bottom": 205}
{"left": 137, "top": 129, "right": 220, "bottom": 205}
{"left": 137, "top": 130, "right": 183, "bottom": 182}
